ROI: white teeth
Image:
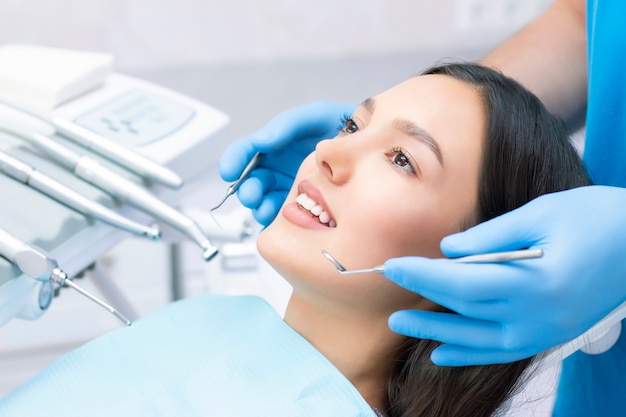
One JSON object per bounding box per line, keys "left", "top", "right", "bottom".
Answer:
{"left": 298, "top": 194, "right": 316, "bottom": 210}
{"left": 296, "top": 193, "right": 336, "bottom": 227}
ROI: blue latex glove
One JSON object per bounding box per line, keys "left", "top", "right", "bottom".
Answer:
{"left": 219, "top": 101, "right": 357, "bottom": 226}
{"left": 384, "top": 185, "right": 626, "bottom": 366}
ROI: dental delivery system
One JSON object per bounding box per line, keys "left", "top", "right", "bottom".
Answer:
{"left": 0, "top": 227, "right": 131, "bottom": 326}
{"left": 1, "top": 125, "right": 219, "bottom": 261}
{"left": 0, "top": 150, "right": 161, "bottom": 240}
{"left": 0, "top": 99, "right": 183, "bottom": 189}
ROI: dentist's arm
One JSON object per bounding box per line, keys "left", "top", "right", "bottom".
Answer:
{"left": 481, "top": 0, "right": 587, "bottom": 130}
{"left": 218, "top": 102, "right": 356, "bottom": 226}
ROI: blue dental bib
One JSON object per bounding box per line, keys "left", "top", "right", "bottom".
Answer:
{"left": 0, "top": 294, "right": 376, "bottom": 417}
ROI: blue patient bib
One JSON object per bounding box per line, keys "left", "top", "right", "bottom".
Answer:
{"left": 0, "top": 295, "right": 376, "bottom": 417}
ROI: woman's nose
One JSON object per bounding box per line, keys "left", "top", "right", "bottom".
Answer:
{"left": 314, "top": 137, "right": 355, "bottom": 185}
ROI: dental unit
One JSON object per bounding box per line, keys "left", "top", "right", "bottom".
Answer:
{"left": 0, "top": 150, "right": 161, "bottom": 240}
{"left": 0, "top": 227, "right": 131, "bottom": 325}
{"left": 3, "top": 125, "right": 219, "bottom": 261}
{"left": 0, "top": 44, "right": 230, "bottom": 326}
{"left": 0, "top": 99, "right": 184, "bottom": 189}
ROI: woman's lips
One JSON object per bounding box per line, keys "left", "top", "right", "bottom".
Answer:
{"left": 298, "top": 180, "right": 335, "bottom": 220}
{"left": 281, "top": 180, "right": 336, "bottom": 229}
{"left": 294, "top": 193, "right": 336, "bottom": 226}
{"left": 282, "top": 202, "right": 332, "bottom": 230}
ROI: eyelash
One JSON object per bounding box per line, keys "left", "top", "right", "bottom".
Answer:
{"left": 339, "top": 114, "right": 358, "bottom": 134}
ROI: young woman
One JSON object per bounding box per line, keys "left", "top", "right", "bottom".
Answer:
{"left": 0, "top": 63, "right": 590, "bottom": 417}
{"left": 257, "top": 62, "right": 591, "bottom": 416}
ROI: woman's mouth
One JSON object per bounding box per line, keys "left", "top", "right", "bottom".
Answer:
{"left": 295, "top": 192, "right": 337, "bottom": 227}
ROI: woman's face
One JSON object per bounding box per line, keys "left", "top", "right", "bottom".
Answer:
{"left": 257, "top": 74, "right": 486, "bottom": 313}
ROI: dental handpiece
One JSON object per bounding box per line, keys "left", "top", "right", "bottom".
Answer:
{"left": 211, "top": 152, "right": 264, "bottom": 214}
{"left": 0, "top": 98, "right": 183, "bottom": 189}
{"left": 0, "top": 227, "right": 131, "bottom": 326}
{"left": 52, "top": 117, "right": 184, "bottom": 189}
{"left": 0, "top": 151, "right": 161, "bottom": 240}
{"left": 22, "top": 130, "right": 217, "bottom": 261}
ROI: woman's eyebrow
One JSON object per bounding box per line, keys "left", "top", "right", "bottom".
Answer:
{"left": 393, "top": 118, "right": 443, "bottom": 166}
{"left": 360, "top": 97, "right": 375, "bottom": 114}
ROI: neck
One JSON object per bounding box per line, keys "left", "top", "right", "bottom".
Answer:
{"left": 284, "top": 293, "right": 409, "bottom": 410}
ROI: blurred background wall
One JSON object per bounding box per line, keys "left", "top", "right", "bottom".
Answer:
{"left": 0, "top": 0, "right": 551, "bottom": 73}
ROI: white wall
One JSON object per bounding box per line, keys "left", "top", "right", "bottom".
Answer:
{"left": 0, "top": 0, "right": 551, "bottom": 72}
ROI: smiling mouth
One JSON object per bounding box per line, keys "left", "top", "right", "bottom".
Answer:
{"left": 295, "top": 193, "right": 336, "bottom": 227}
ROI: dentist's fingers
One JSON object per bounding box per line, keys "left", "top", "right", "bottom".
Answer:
{"left": 252, "top": 190, "right": 290, "bottom": 226}
{"left": 260, "top": 149, "right": 310, "bottom": 179}
{"left": 383, "top": 257, "right": 532, "bottom": 302}
{"left": 219, "top": 101, "right": 340, "bottom": 181}
{"left": 430, "top": 345, "right": 534, "bottom": 366}
{"left": 236, "top": 170, "right": 276, "bottom": 209}
{"left": 219, "top": 140, "right": 258, "bottom": 182}
{"left": 237, "top": 168, "right": 294, "bottom": 208}
{"left": 440, "top": 200, "right": 546, "bottom": 259}
{"left": 389, "top": 310, "right": 505, "bottom": 350}
{"left": 250, "top": 102, "right": 357, "bottom": 149}
{"left": 410, "top": 288, "right": 510, "bottom": 321}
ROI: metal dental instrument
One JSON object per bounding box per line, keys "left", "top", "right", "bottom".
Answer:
{"left": 0, "top": 99, "right": 183, "bottom": 189}
{"left": 3, "top": 126, "right": 218, "bottom": 261}
{"left": 0, "top": 227, "right": 131, "bottom": 326}
{"left": 322, "top": 248, "right": 544, "bottom": 276}
{"left": 211, "top": 152, "right": 264, "bottom": 215}
{"left": 0, "top": 150, "right": 161, "bottom": 240}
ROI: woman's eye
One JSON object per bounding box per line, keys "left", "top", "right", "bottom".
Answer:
{"left": 393, "top": 153, "right": 410, "bottom": 167}
{"left": 341, "top": 117, "right": 359, "bottom": 134}
{"left": 388, "top": 147, "right": 417, "bottom": 175}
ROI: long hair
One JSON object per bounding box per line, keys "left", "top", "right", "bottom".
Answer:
{"left": 385, "top": 62, "right": 592, "bottom": 417}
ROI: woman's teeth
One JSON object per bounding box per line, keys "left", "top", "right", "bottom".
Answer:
{"left": 295, "top": 193, "right": 336, "bottom": 227}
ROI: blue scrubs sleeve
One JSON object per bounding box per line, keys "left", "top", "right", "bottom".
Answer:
{"left": 554, "top": 1, "right": 626, "bottom": 415}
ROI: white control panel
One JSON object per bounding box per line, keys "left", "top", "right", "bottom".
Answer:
{"left": 73, "top": 89, "right": 196, "bottom": 146}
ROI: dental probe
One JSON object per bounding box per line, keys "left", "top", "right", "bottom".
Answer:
{"left": 321, "top": 248, "right": 544, "bottom": 276}
{"left": 0, "top": 227, "right": 131, "bottom": 326}
{"left": 0, "top": 99, "right": 183, "bottom": 189}
{"left": 0, "top": 151, "right": 161, "bottom": 240}
{"left": 4, "top": 126, "right": 218, "bottom": 261}
{"left": 211, "top": 152, "right": 264, "bottom": 215}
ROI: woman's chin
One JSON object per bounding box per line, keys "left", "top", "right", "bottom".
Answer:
{"left": 257, "top": 223, "right": 291, "bottom": 270}
{"left": 256, "top": 227, "right": 274, "bottom": 263}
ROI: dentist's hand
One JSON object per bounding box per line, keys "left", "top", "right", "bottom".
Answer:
{"left": 219, "top": 102, "right": 356, "bottom": 226}
{"left": 384, "top": 186, "right": 626, "bottom": 366}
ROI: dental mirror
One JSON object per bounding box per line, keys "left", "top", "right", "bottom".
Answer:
{"left": 321, "top": 248, "right": 543, "bottom": 276}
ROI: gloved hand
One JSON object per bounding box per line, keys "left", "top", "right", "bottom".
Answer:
{"left": 383, "top": 185, "right": 626, "bottom": 366}
{"left": 219, "top": 101, "right": 357, "bottom": 226}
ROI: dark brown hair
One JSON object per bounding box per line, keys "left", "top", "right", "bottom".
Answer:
{"left": 385, "top": 62, "right": 591, "bottom": 417}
